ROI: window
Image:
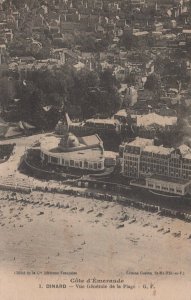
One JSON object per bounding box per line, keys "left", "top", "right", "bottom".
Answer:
{"left": 84, "top": 161, "right": 88, "bottom": 168}
{"left": 148, "top": 183, "right": 153, "bottom": 188}
{"left": 70, "top": 160, "right": 74, "bottom": 166}
{"left": 51, "top": 156, "right": 58, "bottom": 164}
{"left": 98, "top": 163, "right": 102, "bottom": 169}
{"left": 94, "top": 163, "right": 97, "bottom": 169}
{"left": 176, "top": 189, "right": 182, "bottom": 193}
{"left": 75, "top": 161, "right": 79, "bottom": 167}
{"left": 162, "top": 187, "right": 168, "bottom": 191}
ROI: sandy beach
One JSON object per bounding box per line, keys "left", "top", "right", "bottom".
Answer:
{"left": 0, "top": 190, "right": 191, "bottom": 278}
{"left": 0, "top": 190, "right": 190, "bottom": 300}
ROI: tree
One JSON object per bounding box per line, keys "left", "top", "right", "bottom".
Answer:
{"left": 0, "top": 77, "right": 15, "bottom": 111}
{"left": 144, "top": 73, "right": 162, "bottom": 100}
{"left": 120, "top": 30, "right": 133, "bottom": 50}
{"left": 5, "top": 65, "right": 122, "bottom": 127}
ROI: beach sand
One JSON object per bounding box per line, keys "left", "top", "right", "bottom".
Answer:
{"left": 0, "top": 190, "right": 190, "bottom": 299}
{"left": 0, "top": 190, "right": 190, "bottom": 277}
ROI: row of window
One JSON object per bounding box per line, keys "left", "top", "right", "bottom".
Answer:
{"left": 141, "top": 152, "right": 169, "bottom": 159}
{"left": 183, "top": 159, "right": 191, "bottom": 164}
{"left": 140, "top": 159, "right": 181, "bottom": 167}
{"left": 125, "top": 156, "right": 138, "bottom": 161}
{"left": 125, "top": 147, "right": 140, "bottom": 155}
{"left": 125, "top": 167, "right": 138, "bottom": 171}
{"left": 125, "top": 157, "right": 189, "bottom": 168}
{"left": 141, "top": 153, "right": 168, "bottom": 159}
{"left": 125, "top": 154, "right": 191, "bottom": 166}
{"left": 43, "top": 154, "right": 103, "bottom": 170}
{"left": 140, "top": 165, "right": 168, "bottom": 171}
{"left": 140, "top": 159, "right": 168, "bottom": 164}
{"left": 125, "top": 161, "right": 138, "bottom": 166}
{"left": 148, "top": 183, "right": 183, "bottom": 194}
{"left": 125, "top": 160, "right": 191, "bottom": 174}
{"left": 182, "top": 165, "right": 191, "bottom": 170}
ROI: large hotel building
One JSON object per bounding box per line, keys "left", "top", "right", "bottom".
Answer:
{"left": 121, "top": 138, "right": 191, "bottom": 196}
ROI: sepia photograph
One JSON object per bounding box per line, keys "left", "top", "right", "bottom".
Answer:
{"left": 0, "top": 0, "right": 191, "bottom": 299}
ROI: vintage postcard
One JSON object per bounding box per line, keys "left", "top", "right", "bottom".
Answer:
{"left": 0, "top": 0, "right": 191, "bottom": 299}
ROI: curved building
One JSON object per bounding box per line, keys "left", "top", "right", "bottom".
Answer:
{"left": 40, "top": 113, "right": 105, "bottom": 172}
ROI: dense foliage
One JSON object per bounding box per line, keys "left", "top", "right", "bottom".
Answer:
{"left": 1, "top": 67, "right": 121, "bottom": 129}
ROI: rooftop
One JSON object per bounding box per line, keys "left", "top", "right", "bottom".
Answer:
{"left": 143, "top": 145, "right": 173, "bottom": 156}
{"left": 178, "top": 144, "right": 191, "bottom": 156}
{"left": 183, "top": 30, "right": 191, "bottom": 34}
{"left": 86, "top": 118, "right": 119, "bottom": 125}
{"left": 133, "top": 31, "right": 149, "bottom": 36}
{"left": 79, "top": 135, "right": 102, "bottom": 146}
{"left": 40, "top": 134, "right": 103, "bottom": 161}
{"left": 136, "top": 113, "right": 177, "bottom": 127}
{"left": 127, "top": 137, "right": 154, "bottom": 148}
{"left": 104, "top": 151, "right": 118, "bottom": 158}
{"left": 114, "top": 109, "right": 128, "bottom": 118}
{"left": 183, "top": 153, "right": 191, "bottom": 160}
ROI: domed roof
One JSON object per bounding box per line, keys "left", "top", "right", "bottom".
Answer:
{"left": 67, "top": 132, "right": 80, "bottom": 148}
{"left": 59, "top": 132, "right": 80, "bottom": 150}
